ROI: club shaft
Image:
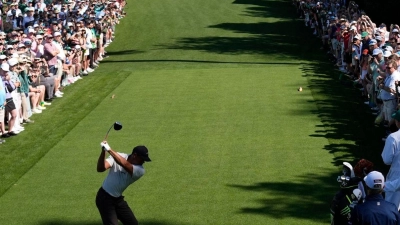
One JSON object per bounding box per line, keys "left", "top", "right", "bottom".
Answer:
{"left": 104, "top": 124, "right": 114, "bottom": 140}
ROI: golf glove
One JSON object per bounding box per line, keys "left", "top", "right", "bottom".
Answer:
{"left": 101, "top": 142, "right": 111, "bottom": 151}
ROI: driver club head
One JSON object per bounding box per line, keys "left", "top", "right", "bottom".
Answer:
{"left": 113, "top": 122, "right": 123, "bottom": 131}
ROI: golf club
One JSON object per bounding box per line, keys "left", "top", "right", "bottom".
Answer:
{"left": 104, "top": 121, "right": 123, "bottom": 141}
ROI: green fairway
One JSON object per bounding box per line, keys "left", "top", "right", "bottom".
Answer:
{"left": 0, "top": 0, "right": 383, "bottom": 224}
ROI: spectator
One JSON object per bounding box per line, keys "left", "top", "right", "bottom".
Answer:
{"left": 382, "top": 110, "right": 400, "bottom": 210}
{"left": 8, "top": 57, "right": 25, "bottom": 134}
{"left": 0, "top": 0, "right": 127, "bottom": 142}
{"left": 351, "top": 171, "right": 400, "bottom": 225}
{"left": 368, "top": 49, "right": 385, "bottom": 108}
{"left": 0, "top": 63, "right": 18, "bottom": 137}
{"left": 377, "top": 60, "right": 399, "bottom": 128}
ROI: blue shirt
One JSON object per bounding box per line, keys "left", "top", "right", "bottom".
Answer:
{"left": 351, "top": 194, "right": 400, "bottom": 225}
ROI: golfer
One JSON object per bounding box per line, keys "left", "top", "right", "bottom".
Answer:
{"left": 96, "top": 141, "right": 151, "bottom": 225}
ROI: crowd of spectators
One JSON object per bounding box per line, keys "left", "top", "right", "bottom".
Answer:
{"left": 294, "top": 0, "right": 400, "bottom": 224}
{"left": 0, "top": 0, "right": 126, "bottom": 142}
{"left": 294, "top": 0, "right": 400, "bottom": 142}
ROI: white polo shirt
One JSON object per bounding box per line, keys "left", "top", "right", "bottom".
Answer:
{"left": 102, "top": 153, "right": 145, "bottom": 197}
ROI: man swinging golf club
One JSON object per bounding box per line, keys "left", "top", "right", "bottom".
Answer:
{"left": 96, "top": 140, "right": 151, "bottom": 225}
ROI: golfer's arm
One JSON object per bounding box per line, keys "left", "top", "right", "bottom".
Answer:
{"left": 97, "top": 150, "right": 111, "bottom": 172}
{"left": 107, "top": 149, "right": 133, "bottom": 175}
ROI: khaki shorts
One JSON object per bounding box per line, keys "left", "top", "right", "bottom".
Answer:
{"left": 383, "top": 99, "right": 397, "bottom": 121}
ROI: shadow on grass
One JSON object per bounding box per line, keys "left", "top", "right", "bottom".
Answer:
{"left": 300, "top": 62, "right": 387, "bottom": 172}
{"left": 171, "top": 0, "right": 389, "bottom": 222}
{"left": 100, "top": 59, "right": 304, "bottom": 65}
{"left": 227, "top": 171, "right": 337, "bottom": 222}
{"left": 158, "top": 1, "right": 319, "bottom": 62}
{"left": 233, "top": 0, "right": 296, "bottom": 19}
{"left": 38, "top": 219, "right": 192, "bottom": 225}
{"left": 161, "top": 20, "right": 317, "bottom": 61}
{"left": 158, "top": 0, "right": 387, "bottom": 171}
{"left": 106, "top": 49, "right": 145, "bottom": 56}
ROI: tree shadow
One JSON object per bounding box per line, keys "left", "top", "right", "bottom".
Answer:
{"left": 161, "top": 19, "right": 317, "bottom": 61}
{"left": 227, "top": 171, "right": 338, "bottom": 222}
{"left": 105, "top": 49, "right": 145, "bottom": 56}
{"left": 233, "top": 0, "right": 296, "bottom": 19}
{"left": 38, "top": 219, "right": 192, "bottom": 225}
{"left": 100, "top": 59, "right": 304, "bottom": 65}
{"left": 159, "top": 1, "right": 321, "bottom": 62}
{"left": 300, "top": 62, "right": 388, "bottom": 172}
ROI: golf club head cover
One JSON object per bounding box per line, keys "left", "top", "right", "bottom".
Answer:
{"left": 101, "top": 142, "right": 111, "bottom": 151}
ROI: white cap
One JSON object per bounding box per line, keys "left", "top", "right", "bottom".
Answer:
{"left": 364, "top": 171, "right": 384, "bottom": 190}
{"left": 7, "top": 58, "right": 18, "bottom": 66}
{"left": 18, "top": 43, "right": 25, "bottom": 48}
{"left": 1, "top": 63, "right": 9, "bottom": 71}
{"left": 33, "top": 24, "right": 39, "bottom": 28}
{"left": 373, "top": 49, "right": 383, "bottom": 55}
{"left": 67, "top": 22, "right": 74, "bottom": 26}
{"left": 28, "top": 28, "right": 35, "bottom": 33}
{"left": 54, "top": 32, "right": 61, "bottom": 37}
{"left": 383, "top": 50, "right": 392, "bottom": 57}
{"left": 75, "top": 45, "right": 81, "bottom": 49}
{"left": 18, "top": 57, "right": 26, "bottom": 63}
{"left": 386, "top": 46, "right": 394, "bottom": 52}
{"left": 393, "top": 29, "right": 399, "bottom": 33}
{"left": 0, "top": 55, "right": 6, "bottom": 60}
{"left": 353, "top": 34, "right": 362, "bottom": 40}
{"left": 6, "top": 45, "right": 13, "bottom": 49}
{"left": 36, "top": 35, "right": 43, "bottom": 39}
{"left": 369, "top": 39, "right": 377, "bottom": 46}
{"left": 350, "top": 26, "right": 356, "bottom": 31}
{"left": 11, "top": 53, "right": 19, "bottom": 59}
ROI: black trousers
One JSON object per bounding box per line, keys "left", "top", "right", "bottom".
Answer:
{"left": 96, "top": 187, "right": 138, "bottom": 225}
{"left": 89, "top": 48, "right": 95, "bottom": 68}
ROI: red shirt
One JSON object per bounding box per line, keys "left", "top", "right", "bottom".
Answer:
{"left": 343, "top": 33, "right": 350, "bottom": 50}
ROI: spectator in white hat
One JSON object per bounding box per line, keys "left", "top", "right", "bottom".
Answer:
{"left": 1, "top": 61, "right": 19, "bottom": 137}
{"left": 53, "top": 31, "right": 64, "bottom": 98}
{"left": 351, "top": 171, "right": 400, "bottom": 224}
{"left": 352, "top": 35, "right": 362, "bottom": 76}
{"left": 7, "top": 58, "right": 24, "bottom": 134}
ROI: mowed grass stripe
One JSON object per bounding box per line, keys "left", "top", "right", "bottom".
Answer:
{"left": 0, "top": 67, "right": 334, "bottom": 225}
{"left": 0, "top": 70, "right": 131, "bottom": 197}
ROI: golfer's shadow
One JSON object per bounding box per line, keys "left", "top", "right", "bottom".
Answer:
{"left": 226, "top": 171, "right": 336, "bottom": 222}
